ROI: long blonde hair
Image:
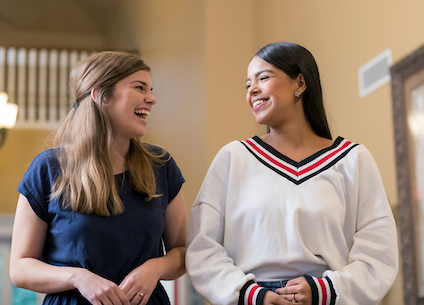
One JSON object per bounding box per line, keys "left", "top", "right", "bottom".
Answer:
{"left": 52, "top": 51, "right": 165, "bottom": 216}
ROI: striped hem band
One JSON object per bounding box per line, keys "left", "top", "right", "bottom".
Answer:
{"left": 239, "top": 280, "right": 268, "bottom": 305}
{"left": 304, "top": 275, "right": 336, "bottom": 305}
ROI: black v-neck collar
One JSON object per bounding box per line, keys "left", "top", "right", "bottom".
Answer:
{"left": 251, "top": 136, "right": 345, "bottom": 167}
{"left": 241, "top": 136, "right": 358, "bottom": 185}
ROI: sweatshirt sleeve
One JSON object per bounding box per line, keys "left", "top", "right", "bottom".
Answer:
{"left": 306, "top": 146, "right": 398, "bottom": 305}
{"left": 186, "top": 144, "right": 268, "bottom": 305}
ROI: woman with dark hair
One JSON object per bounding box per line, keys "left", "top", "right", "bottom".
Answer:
{"left": 10, "top": 51, "right": 187, "bottom": 305}
{"left": 186, "top": 42, "right": 398, "bottom": 305}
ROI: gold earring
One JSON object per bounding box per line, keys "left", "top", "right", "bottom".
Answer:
{"left": 295, "top": 92, "right": 300, "bottom": 98}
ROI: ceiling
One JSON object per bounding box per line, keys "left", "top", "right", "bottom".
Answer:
{"left": 0, "top": 0, "right": 121, "bottom": 35}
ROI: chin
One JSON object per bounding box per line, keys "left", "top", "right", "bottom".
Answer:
{"left": 254, "top": 116, "right": 269, "bottom": 126}
{"left": 130, "top": 130, "right": 146, "bottom": 139}
{"left": 138, "top": 127, "right": 147, "bottom": 137}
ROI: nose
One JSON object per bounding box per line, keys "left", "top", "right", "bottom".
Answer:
{"left": 247, "top": 82, "right": 260, "bottom": 96}
{"left": 147, "top": 92, "right": 157, "bottom": 105}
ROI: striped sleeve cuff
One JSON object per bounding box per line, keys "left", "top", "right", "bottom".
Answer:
{"left": 238, "top": 280, "right": 269, "bottom": 305}
{"left": 304, "top": 275, "right": 337, "bottom": 305}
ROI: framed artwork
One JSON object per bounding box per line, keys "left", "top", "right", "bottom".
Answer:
{"left": 391, "top": 43, "right": 424, "bottom": 305}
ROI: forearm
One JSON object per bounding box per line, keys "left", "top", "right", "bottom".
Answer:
{"left": 149, "top": 245, "right": 186, "bottom": 280}
{"left": 10, "top": 257, "right": 87, "bottom": 294}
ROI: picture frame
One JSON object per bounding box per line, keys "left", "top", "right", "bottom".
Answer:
{"left": 391, "top": 43, "right": 424, "bottom": 305}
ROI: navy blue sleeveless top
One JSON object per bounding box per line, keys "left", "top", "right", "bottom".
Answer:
{"left": 17, "top": 147, "right": 185, "bottom": 305}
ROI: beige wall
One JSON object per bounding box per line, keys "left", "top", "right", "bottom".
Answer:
{"left": 1, "top": 1, "right": 423, "bottom": 304}
{"left": 0, "top": 130, "right": 52, "bottom": 213}
{"left": 204, "top": 0, "right": 265, "bottom": 161}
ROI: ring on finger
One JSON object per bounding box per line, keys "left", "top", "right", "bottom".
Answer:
{"left": 292, "top": 293, "right": 296, "bottom": 303}
{"left": 136, "top": 292, "right": 144, "bottom": 298}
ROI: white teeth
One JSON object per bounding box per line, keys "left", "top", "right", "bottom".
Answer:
{"left": 134, "top": 109, "right": 150, "bottom": 116}
{"left": 252, "top": 100, "right": 265, "bottom": 108}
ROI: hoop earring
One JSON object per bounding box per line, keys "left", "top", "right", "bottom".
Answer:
{"left": 294, "top": 92, "right": 300, "bottom": 98}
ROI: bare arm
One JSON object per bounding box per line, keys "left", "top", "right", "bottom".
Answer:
{"left": 119, "top": 189, "right": 187, "bottom": 304}
{"left": 10, "top": 194, "right": 130, "bottom": 305}
{"left": 158, "top": 188, "right": 188, "bottom": 279}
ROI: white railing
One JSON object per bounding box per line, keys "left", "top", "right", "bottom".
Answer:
{"left": 0, "top": 47, "right": 90, "bottom": 130}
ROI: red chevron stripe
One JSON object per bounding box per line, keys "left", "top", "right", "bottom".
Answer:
{"left": 298, "top": 141, "right": 351, "bottom": 175}
{"left": 245, "top": 139, "right": 299, "bottom": 176}
{"left": 245, "top": 139, "right": 352, "bottom": 178}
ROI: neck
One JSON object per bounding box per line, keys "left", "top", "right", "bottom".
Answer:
{"left": 265, "top": 126, "right": 318, "bottom": 149}
{"left": 264, "top": 114, "right": 318, "bottom": 149}
{"left": 110, "top": 138, "right": 130, "bottom": 175}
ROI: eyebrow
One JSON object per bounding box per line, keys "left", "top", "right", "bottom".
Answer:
{"left": 131, "top": 80, "right": 148, "bottom": 86}
{"left": 246, "top": 69, "right": 275, "bottom": 82}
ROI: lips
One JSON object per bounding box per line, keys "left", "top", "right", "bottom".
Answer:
{"left": 252, "top": 98, "right": 268, "bottom": 110}
{"left": 134, "top": 109, "right": 150, "bottom": 119}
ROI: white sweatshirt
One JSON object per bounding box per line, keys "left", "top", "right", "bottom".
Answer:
{"left": 186, "top": 136, "right": 398, "bottom": 305}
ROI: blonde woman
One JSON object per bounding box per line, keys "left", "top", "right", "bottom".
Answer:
{"left": 10, "top": 51, "right": 187, "bottom": 305}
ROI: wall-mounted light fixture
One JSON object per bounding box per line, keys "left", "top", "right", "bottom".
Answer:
{"left": 0, "top": 92, "right": 18, "bottom": 149}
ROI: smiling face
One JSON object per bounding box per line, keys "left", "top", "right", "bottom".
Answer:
{"left": 246, "top": 56, "right": 305, "bottom": 128}
{"left": 105, "top": 70, "right": 156, "bottom": 143}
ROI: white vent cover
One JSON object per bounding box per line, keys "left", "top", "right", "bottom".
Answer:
{"left": 358, "top": 49, "right": 392, "bottom": 98}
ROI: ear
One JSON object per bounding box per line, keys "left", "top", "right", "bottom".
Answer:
{"left": 91, "top": 88, "right": 100, "bottom": 104}
{"left": 296, "top": 73, "right": 307, "bottom": 95}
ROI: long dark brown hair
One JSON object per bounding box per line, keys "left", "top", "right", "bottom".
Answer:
{"left": 255, "top": 42, "right": 332, "bottom": 140}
